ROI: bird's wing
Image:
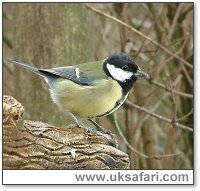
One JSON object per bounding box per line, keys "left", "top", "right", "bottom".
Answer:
{"left": 39, "top": 60, "right": 106, "bottom": 86}
{"left": 39, "top": 67, "right": 92, "bottom": 86}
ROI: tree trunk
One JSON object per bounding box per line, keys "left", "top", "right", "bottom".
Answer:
{"left": 11, "top": 3, "right": 96, "bottom": 126}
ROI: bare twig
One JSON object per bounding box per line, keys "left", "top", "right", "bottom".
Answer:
{"left": 180, "top": 62, "right": 193, "bottom": 87}
{"left": 149, "top": 79, "right": 193, "bottom": 98}
{"left": 164, "top": 35, "right": 189, "bottom": 64}
{"left": 167, "top": 4, "right": 183, "bottom": 41}
{"left": 164, "top": 35, "right": 193, "bottom": 87}
{"left": 113, "top": 113, "right": 182, "bottom": 159}
{"left": 85, "top": 3, "right": 193, "bottom": 69}
{"left": 125, "top": 100, "right": 193, "bottom": 132}
{"left": 137, "top": 74, "right": 182, "bottom": 130}
{"left": 176, "top": 109, "right": 193, "bottom": 122}
{"left": 166, "top": 72, "right": 177, "bottom": 128}
{"left": 136, "top": 5, "right": 164, "bottom": 57}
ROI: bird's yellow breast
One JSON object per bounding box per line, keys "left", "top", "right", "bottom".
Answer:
{"left": 50, "top": 78, "right": 123, "bottom": 118}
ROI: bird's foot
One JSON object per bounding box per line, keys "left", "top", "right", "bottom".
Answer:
{"left": 68, "top": 112, "right": 95, "bottom": 133}
{"left": 88, "top": 119, "right": 115, "bottom": 139}
{"left": 76, "top": 123, "right": 95, "bottom": 133}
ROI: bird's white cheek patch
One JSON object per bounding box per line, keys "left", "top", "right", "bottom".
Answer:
{"left": 107, "top": 63, "right": 133, "bottom": 82}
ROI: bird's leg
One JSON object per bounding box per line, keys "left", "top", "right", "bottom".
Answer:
{"left": 88, "top": 118, "right": 113, "bottom": 136}
{"left": 68, "top": 112, "right": 94, "bottom": 132}
{"left": 88, "top": 118, "right": 116, "bottom": 147}
{"left": 88, "top": 118, "right": 106, "bottom": 132}
{"left": 68, "top": 112, "right": 81, "bottom": 125}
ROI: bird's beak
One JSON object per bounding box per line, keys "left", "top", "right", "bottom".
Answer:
{"left": 134, "top": 70, "right": 150, "bottom": 79}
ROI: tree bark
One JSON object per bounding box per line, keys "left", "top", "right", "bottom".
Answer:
{"left": 10, "top": 3, "right": 96, "bottom": 126}
{"left": 3, "top": 95, "right": 130, "bottom": 169}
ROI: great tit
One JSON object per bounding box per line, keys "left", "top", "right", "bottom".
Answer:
{"left": 9, "top": 54, "right": 149, "bottom": 129}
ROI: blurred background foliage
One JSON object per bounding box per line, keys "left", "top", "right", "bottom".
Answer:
{"left": 3, "top": 3, "right": 193, "bottom": 169}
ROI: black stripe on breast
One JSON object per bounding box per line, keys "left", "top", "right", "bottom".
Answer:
{"left": 92, "top": 95, "right": 127, "bottom": 118}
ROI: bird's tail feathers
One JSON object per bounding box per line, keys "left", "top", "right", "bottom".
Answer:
{"left": 8, "top": 60, "right": 45, "bottom": 77}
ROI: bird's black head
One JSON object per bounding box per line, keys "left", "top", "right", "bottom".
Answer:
{"left": 103, "top": 54, "right": 149, "bottom": 95}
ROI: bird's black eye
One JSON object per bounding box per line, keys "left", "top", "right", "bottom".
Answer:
{"left": 122, "top": 65, "right": 129, "bottom": 71}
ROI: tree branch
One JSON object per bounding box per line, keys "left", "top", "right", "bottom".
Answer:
{"left": 125, "top": 100, "right": 193, "bottom": 132}
{"left": 149, "top": 78, "right": 193, "bottom": 98}
{"left": 85, "top": 3, "right": 193, "bottom": 69}
{"left": 3, "top": 95, "right": 130, "bottom": 169}
{"left": 113, "top": 113, "right": 182, "bottom": 160}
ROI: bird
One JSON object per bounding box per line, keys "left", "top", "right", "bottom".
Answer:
{"left": 9, "top": 54, "right": 149, "bottom": 132}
